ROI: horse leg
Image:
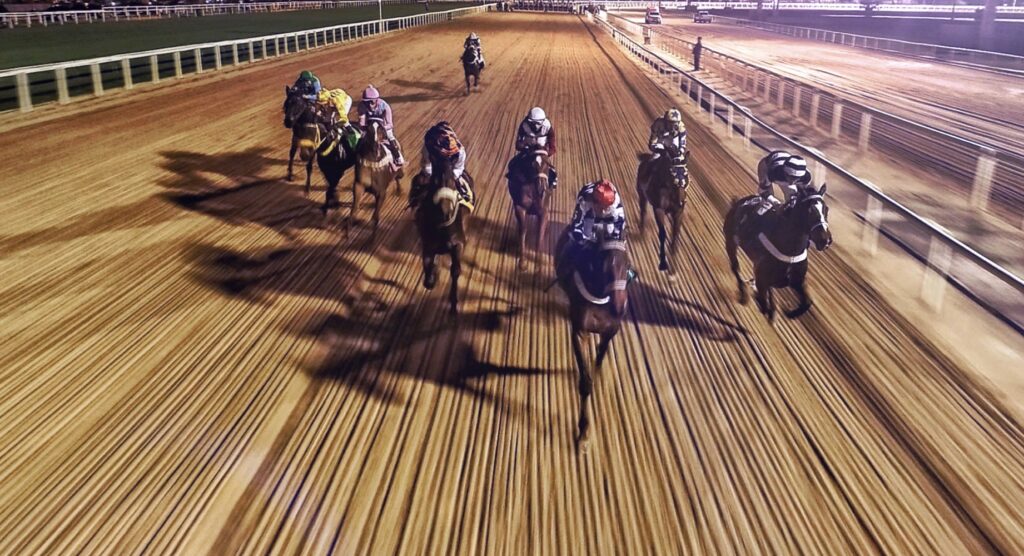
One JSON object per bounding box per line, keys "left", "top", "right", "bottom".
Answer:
{"left": 349, "top": 175, "right": 361, "bottom": 231}
{"left": 655, "top": 209, "right": 669, "bottom": 272}
{"left": 514, "top": 205, "right": 528, "bottom": 271}
{"left": 725, "top": 230, "right": 747, "bottom": 305}
{"left": 449, "top": 243, "right": 462, "bottom": 315}
{"left": 304, "top": 155, "right": 314, "bottom": 197}
{"left": 753, "top": 270, "right": 776, "bottom": 322}
{"left": 465, "top": 73, "right": 471, "bottom": 95}
{"left": 638, "top": 187, "right": 649, "bottom": 235}
{"left": 786, "top": 277, "right": 813, "bottom": 319}
{"left": 422, "top": 254, "right": 437, "bottom": 290}
{"left": 287, "top": 141, "right": 297, "bottom": 182}
{"left": 372, "top": 179, "right": 385, "bottom": 231}
{"left": 536, "top": 202, "right": 548, "bottom": 258}
{"left": 571, "top": 328, "right": 593, "bottom": 451}
{"left": 595, "top": 331, "right": 613, "bottom": 370}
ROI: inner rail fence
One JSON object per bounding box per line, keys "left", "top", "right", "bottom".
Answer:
{"left": 592, "top": 11, "right": 1024, "bottom": 333}
{"left": 606, "top": 13, "right": 1024, "bottom": 229}
{"left": 0, "top": 1, "right": 443, "bottom": 28}
{"left": 0, "top": 4, "right": 493, "bottom": 114}
{"left": 712, "top": 15, "right": 1024, "bottom": 74}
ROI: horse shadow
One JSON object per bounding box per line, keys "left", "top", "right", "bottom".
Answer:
{"left": 157, "top": 147, "right": 326, "bottom": 238}
{"left": 186, "top": 241, "right": 371, "bottom": 306}
{"left": 628, "top": 280, "right": 746, "bottom": 342}
{"left": 306, "top": 301, "right": 563, "bottom": 427}
{"left": 385, "top": 79, "right": 463, "bottom": 104}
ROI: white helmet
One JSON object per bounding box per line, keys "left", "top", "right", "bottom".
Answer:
{"left": 783, "top": 156, "right": 809, "bottom": 182}
{"left": 469, "top": 32, "right": 479, "bottom": 40}
{"left": 528, "top": 106, "right": 546, "bottom": 122}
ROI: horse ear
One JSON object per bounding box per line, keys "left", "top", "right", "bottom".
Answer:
{"left": 818, "top": 183, "right": 827, "bottom": 196}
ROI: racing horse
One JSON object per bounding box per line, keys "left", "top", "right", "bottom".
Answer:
{"left": 554, "top": 230, "right": 631, "bottom": 451}
{"left": 413, "top": 154, "right": 472, "bottom": 314}
{"left": 507, "top": 149, "right": 552, "bottom": 270}
{"left": 636, "top": 150, "right": 688, "bottom": 274}
{"left": 351, "top": 118, "right": 402, "bottom": 233}
{"left": 461, "top": 46, "right": 483, "bottom": 95}
{"left": 310, "top": 106, "right": 359, "bottom": 216}
{"left": 282, "top": 87, "right": 319, "bottom": 195}
{"left": 723, "top": 185, "right": 833, "bottom": 321}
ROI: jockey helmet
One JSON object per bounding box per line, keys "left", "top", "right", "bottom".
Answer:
{"left": 666, "top": 108, "right": 685, "bottom": 133}
{"left": 469, "top": 32, "right": 479, "bottom": 40}
{"left": 592, "top": 180, "right": 617, "bottom": 210}
{"left": 783, "top": 156, "right": 809, "bottom": 182}
{"left": 299, "top": 70, "right": 314, "bottom": 80}
{"left": 528, "top": 107, "right": 546, "bottom": 123}
{"left": 362, "top": 85, "right": 380, "bottom": 101}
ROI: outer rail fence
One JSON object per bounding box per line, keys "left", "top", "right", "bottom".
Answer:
{"left": 606, "top": 13, "right": 1024, "bottom": 227}
{"left": 0, "top": 1, "right": 432, "bottom": 28}
{"left": 713, "top": 15, "right": 1024, "bottom": 74}
{"left": 592, "top": 11, "right": 1024, "bottom": 333}
{"left": 0, "top": 4, "right": 492, "bottom": 114}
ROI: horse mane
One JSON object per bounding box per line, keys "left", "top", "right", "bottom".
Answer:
{"left": 637, "top": 152, "right": 653, "bottom": 163}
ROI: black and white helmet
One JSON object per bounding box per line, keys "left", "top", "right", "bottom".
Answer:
{"left": 782, "top": 156, "right": 810, "bottom": 185}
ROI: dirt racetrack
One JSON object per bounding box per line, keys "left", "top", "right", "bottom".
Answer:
{"left": 1, "top": 12, "right": 1024, "bottom": 554}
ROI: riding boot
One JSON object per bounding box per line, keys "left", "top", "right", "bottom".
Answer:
{"left": 389, "top": 138, "right": 405, "bottom": 166}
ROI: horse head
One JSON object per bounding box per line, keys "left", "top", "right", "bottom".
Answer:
{"left": 429, "top": 155, "right": 461, "bottom": 227}
{"left": 282, "top": 87, "right": 310, "bottom": 129}
{"left": 597, "top": 239, "right": 630, "bottom": 318}
{"left": 797, "top": 184, "right": 833, "bottom": 251}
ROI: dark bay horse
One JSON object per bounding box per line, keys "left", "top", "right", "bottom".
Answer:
{"left": 507, "top": 149, "right": 551, "bottom": 270}
{"left": 311, "top": 108, "right": 359, "bottom": 215}
{"left": 555, "top": 231, "right": 631, "bottom": 451}
{"left": 637, "top": 151, "right": 688, "bottom": 274}
{"left": 351, "top": 118, "right": 401, "bottom": 233}
{"left": 461, "top": 46, "right": 482, "bottom": 95}
{"left": 282, "top": 87, "right": 319, "bottom": 195}
{"left": 413, "top": 155, "right": 471, "bottom": 314}
{"left": 724, "top": 185, "right": 833, "bottom": 321}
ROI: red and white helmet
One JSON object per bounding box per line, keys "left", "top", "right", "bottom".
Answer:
{"left": 592, "top": 179, "right": 617, "bottom": 210}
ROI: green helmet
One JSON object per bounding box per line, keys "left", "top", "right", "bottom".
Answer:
{"left": 300, "top": 70, "right": 315, "bottom": 80}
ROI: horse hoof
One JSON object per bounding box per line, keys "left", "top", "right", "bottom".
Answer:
{"left": 786, "top": 305, "right": 811, "bottom": 319}
{"left": 658, "top": 261, "right": 669, "bottom": 272}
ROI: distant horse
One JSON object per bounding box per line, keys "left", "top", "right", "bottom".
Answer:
{"left": 310, "top": 106, "right": 359, "bottom": 215}
{"left": 351, "top": 118, "right": 402, "bottom": 233}
{"left": 555, "top": 230, "right": 631, "bottom": 451}
{"left": 507, "top": 149, "right": 552, "bottom": 270}
{"left": 637, "top": 150, "right": 688, "bottom": 274}
{"left": 461, "top": 46, "right": 483, "bottom": 95}
{"left": 282, "top": 86, "right": 319, "bottom": 195}
{"left": 413, "top": 155, "right": 473, "bottom": 314}
{"left": 723, "top": 185, "right": 833, "bottom": 321}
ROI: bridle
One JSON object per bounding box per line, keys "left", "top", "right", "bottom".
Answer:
{"left": 800, "top": 194, "right": 828, "bottom": 235}
{"left": 572, "top": 240, "right": 628, "bottom": 305}
{"left": 432, "top": 183, "right": 461, "bottom": 228}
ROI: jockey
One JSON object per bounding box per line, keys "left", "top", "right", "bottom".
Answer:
{"left": 511, "top": 106, "right": 558, "bottom": 189}
{"left": 316, "top": 87, "right": 360, "bottom": 150}
{"left": 357, "top": 84, "right": 405, "bottom": 166}
{"left": 463, "top": 32, "right": 485, "bottom": 67}
{"left": 293, "top": 70, "right": 321, "bottom": 101}
{"left": 560, "top": 179, "right": 635, "bottom": 281}
{"left": 756, "top": 150, "right": 813, "bottom": 215}
{"left": 649, "top": 108, "right": 687, "bottom": 161}
{"left": 410, "top": 121, "right": 473, "bottom": 207}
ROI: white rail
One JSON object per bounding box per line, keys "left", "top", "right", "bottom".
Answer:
{"left": 0, "top": 4, "right": 492, "bottom": 113}
{"left": 605, "top": 13, "right": 1024, "bottom": 223}
{"left": 592, "top": 1, "right": 1024, "bottom": 12}
{"left": 594, "top": 11, "right": 1024, "bottom": 332}
{"left": 0, "top": 1, "right": 450, "bottom": 28}
{"left": 713, "top": 15, "right": 1024, "bottom": 73}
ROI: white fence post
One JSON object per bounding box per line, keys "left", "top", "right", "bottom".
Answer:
{"left": 90, "top": 63, "right": 104, "bottom": 96}
{"left": 776, "top": 80, "right": 785, "bottom": 109}
{"left": 857, "top": 112, "right": 872, "bottom": 151}
{"left": 727, "top": 105, "right": 735, "bottom": 137}
{"left": 15, "top": 73, "right": 32, "bottom": 112}
{"left": 173, "top": 51, "right": 183, "bottom": 78}
{"left": 743, "top": 117, "right": 752, "bottom": 149}
{"left": 708, "top": 94, "right": 716, "bottom": 124}
{"left": 793, "top": 86, "right": 802, "bottom": 117}
{"left": 56, "top": 67, "right": 70, "bottom": 104}
{"left": 921, "top": 236, "right": 953, "bottom": 312}
{"left": 862, "top": 194, "right": 883, "bottom": 255}
{"left": 810, "top": 94, "right": 820, "bottom": 129}
{"left": 831, "top": 102, "right": 843, "bottom": 139}
{"left": 150, "top": 55, "right": 160, "bottom": 83}
{"left": 122, "top": 58, "right": 134, "bottom": 88}
{"left": 194, "top": 48, "right": 203, "bottom": 73}
{"left": 970, "top": 148, "right": 997, "bottom": 211}
{"left": 232, "top": 44, "right": 239, "bottom": 65}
